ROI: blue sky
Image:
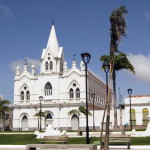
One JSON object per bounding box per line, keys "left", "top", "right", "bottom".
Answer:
{"left": 0, "top": 0, "right": 150, "bottom": 104}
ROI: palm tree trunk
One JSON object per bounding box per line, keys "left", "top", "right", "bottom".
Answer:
{"left": 104, "top": 67, "right": 112, "bottom": 150}
{"left": 104, "top": 42, "right": 115, "bottom": 150}
{"left": 38, "top": 116, "right": 39, "bottom": 131}
{"left": 113, "top": 71, "right": 118, "bottom": 129}
{"left": 100, "top": 94, "right": 108, "bottom": 150}
{"left": 77, "top": 115, "right": 80, "bottom": 135}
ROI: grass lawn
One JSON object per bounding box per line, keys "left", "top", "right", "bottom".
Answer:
{"left": 0, "top": 134, "right": 150, "bottom": 145}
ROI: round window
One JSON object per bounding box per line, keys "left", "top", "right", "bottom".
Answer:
{"left": 73, "top": 83, "right": 76, "bottom": 87}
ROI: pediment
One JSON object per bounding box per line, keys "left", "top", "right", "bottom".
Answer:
{"left": 18, "top": 74, "right": 31, "bottom": 83}
{"left": 67, "top": 69, "right": 81, "bottom": 80}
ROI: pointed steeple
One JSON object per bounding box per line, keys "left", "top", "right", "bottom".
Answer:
{"left": 46, "top": 24, "right": 59, "bottom": 56}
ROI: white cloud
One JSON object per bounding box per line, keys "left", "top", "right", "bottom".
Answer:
{"left": 0, "top": 93, "right": 4, "bottom": 99}
{"left": 127, "top": 54, "right": 150, "bottom": 82}
{"left": 144, "top": 12, "right": 150, "bottom": 21}
{"left": 9, "top": 57, "right": 40, "bottom": 73}
{"left": 0, "top": 4, "right": 14, "bottom": 18}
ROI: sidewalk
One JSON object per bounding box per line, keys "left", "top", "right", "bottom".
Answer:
{"left": 0, "top": 145, "right": 150, "bottom": 150}
{"left": 97, "top": 145, "right": 150, "bottom": 150}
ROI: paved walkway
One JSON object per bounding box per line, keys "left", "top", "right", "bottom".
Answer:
{"left": 0, "top": 145, "right": 150, "bottom": 150}
{"left": 97, "top": 145, "right": 150, "bottom": 150}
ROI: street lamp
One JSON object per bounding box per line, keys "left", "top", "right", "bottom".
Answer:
{"left": 91, "top": 93, "right": 95, "bottom": 131}
{"left": 127, "top": 89, "right": 132, "bottom": 130}
{"left": 103, "top": 60, "right": 110, "bottom": 95}
{"left": 39, "top": 96, "right": 43, "bottom": 131}
{"left": 81, "top": 52, "right": 91, "bottom": 144}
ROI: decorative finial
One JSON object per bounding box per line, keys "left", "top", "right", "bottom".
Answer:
{"left": 73, "top": 54, "right": 76, "bottom": 61}
{"left": 16, "top": 65, "right": 20, "bottom": 75}
{"left": 31, "top": 64, "right": 35, "bottom": 75}
{"left": 52, "top": 17, "right": 55, "bottom": 25}
{"left": 25, "top": 58, "right": 27, "bottom": 65}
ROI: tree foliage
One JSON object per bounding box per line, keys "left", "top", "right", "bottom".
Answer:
{"left": 110, "top": 5, "right": 128, "bottom": 53}
{"left": 68, "top": 106, "right": 92, "bottom": 116}
{"left": 100, "top": 53, "right": 135, "bottom": 73}
{"left": 0, "top": 97, "right": 11, "bottom": 131}
{"left": 0, "top": 97, "right": 11, "bottom": 118}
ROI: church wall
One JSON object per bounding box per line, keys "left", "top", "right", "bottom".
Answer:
{"left": 36, "top": 74, "right": 60, "bottom": 100}
{"left": 88, "top": 73, "right": 106, "bottom": 109}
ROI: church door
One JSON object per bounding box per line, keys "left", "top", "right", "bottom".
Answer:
{"left": 45, "top": 113, "right": 53, "bottom": 128}
{"left": 71, "top": 114, "right": 79, "bottom": 131}
{"left": 22, "top": 115, "right": 28, "bottom": 131}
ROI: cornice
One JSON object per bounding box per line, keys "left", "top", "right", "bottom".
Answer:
{"left": 125, "top": 103, "right": 150, "bottom": 107}
{"left": 13, "top": 102, "right": 86, "bottom": 109}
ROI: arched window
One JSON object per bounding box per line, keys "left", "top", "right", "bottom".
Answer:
{"left": 131, "top": 109, "right": 136, "bottom": 125}
{"left": 45, "top": 82, "right": 52, "bottom": 96}
{"left": 45, "top": 62, "right": 48, "bottom": 70}
{"left": 20, "top": 86, "right": 30, "bottom": 101}
{"left": 142, "top": 108, "right": 149, "bottom": 125}
{"left": 76, "top": 88, "right": 80, "bottom": 98}
{"left": 26, "top": 91, "right": 30, "bottom": 100}
{"left": 21, "top": 91, "right": 24, "bottom": 100}
{"left": 50, "top": 61, "right": 53, "bottom": 70}
{"left": 69, "top": 88, "right": 74, "bottom": 98}
{"left": 46, "top": 113, "right": 53, "bottom": 119}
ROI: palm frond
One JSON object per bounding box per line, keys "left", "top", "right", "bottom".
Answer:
{"left": 100, "top": 53, "right": 135, "bottom": 74}
{"left": 79, "top": 106, "right": 92, "bottom": 116}
{"left": 110, "top": 5, "right": 128, "bottom": 53}
{"left": 0, "top": 99, "right": 11, "bottom": 113}
{"left": 34, "top": 111, "right": 45, "bottom": 117}
{"left": 68, "top": 109, "right": 78, "bottom": 116}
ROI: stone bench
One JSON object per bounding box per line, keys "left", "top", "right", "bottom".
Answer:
{"left": 26, "top": 144, "right": 97, "bottom": 150}
{"left": 101, "top": 134, "right": 131, "bottom": 149}
{"left": 40, "top": 135, "right": 68, "bottom": 144}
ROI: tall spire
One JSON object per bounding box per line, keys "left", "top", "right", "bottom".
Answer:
{"left": 46, "top": 24, "right": 59, "bottom": 56}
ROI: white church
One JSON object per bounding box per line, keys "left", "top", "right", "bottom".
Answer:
{"left": 13, "top": 24, "right": 109, "bottom": 131}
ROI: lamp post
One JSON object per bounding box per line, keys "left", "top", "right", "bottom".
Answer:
{"left": 91, "top": 93, "right": 96, "bottom": 131}
{"left": 102, "top": 60, "right": 110, "bottom": 149}
{"left": 127, "top": 89, "right": 132, "bottom": 130}
{"left": 39, "top": 96, "right": 43, "bottom": 131}
{"left": 81, "top": 52, "right": 91, "bottom": 144}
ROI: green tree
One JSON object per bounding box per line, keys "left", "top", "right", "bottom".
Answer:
{"left": 34, "top": 111, "right": 45, "bottom": 131}
{"left": 100, "top": 53, "right": 135, "bottom": 128}
{"left": 101, "top": 6, "right": 128, "bottom": 150}
{"left": 0, "top": 97, "right": 11, "bottom": 131}
{"left": 68, "top": 106, "right": 92, "bottom": 135}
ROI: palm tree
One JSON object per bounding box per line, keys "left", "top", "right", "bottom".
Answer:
{"left": 101, "top": 6, "right": 128, "bottom": 150}
{"left": 34, "top": 111, "right": 45, "bottom": 131}
{"left": 100, "top": 53, "right": 135, "bottom": 128}
{"left": 68, "top": 106, "right": 92, "bottom": 135}
{"left": 0, "top": 97, "right": 11, "bottom": 131}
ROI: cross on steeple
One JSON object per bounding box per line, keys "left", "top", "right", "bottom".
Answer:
{"left": 73, "top": 54, "right": 76, "bottom": 61}
{"left": 52, "top": 17, "right": 55, "bottom": 25}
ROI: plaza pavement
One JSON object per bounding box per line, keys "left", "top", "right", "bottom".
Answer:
{"left": 0, "top": 145, "right": 150, "bottom": 150}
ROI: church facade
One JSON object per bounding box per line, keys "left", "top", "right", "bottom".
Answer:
{"left": 13, "top": 25, "right": 108, "bottom": 131}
